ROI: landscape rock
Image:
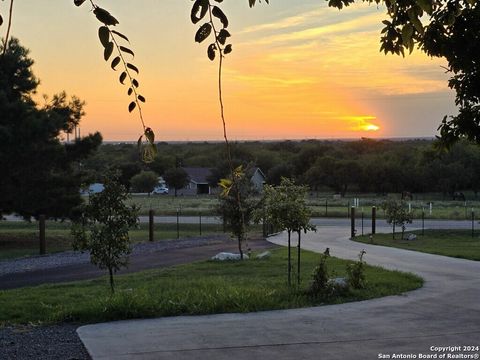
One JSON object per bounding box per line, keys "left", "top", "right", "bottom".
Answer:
{"left": 211, "top": 252, "right": 249, "bottom": 261}
{"left": 406, "top": 234, "right": 417, "bottom": 241}
{"left": 256, "top": 251, "right": 271, "bottom": 260}
{"left": 329, "top": 277, "right": 348, "bottom": 289}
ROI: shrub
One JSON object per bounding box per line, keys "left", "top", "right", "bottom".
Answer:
{"left": 307, "top": 254, "right": 334, "bottom": 299}
{"left": 346, "top": 250, "right": 367, "bottom": 289}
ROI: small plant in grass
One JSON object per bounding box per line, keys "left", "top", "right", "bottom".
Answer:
{"left": 72, "top": 174, "right": 139, "bottom": 294}
{"left": 346, "top": 250, "right": 367, "bottom": 289}
{"left": 307, "top": 254, "right": 335, "bottom": 299}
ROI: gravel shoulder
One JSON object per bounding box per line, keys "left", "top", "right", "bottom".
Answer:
{"left": 0, "top": 235, "right": 277, "bottom": 360}
{"left": 0, "top": 324, "right": 90, "bottom": 360}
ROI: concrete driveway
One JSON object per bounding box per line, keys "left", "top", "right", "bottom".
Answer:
{"left": 77, "top": 228, "right": 480, "bottom": 360}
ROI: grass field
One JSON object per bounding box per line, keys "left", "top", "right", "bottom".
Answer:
{"left": 0, "top": 221, "right": 233, "bottom": 260}
{"left": 126, "top": 195, "right": 219, "bottom": 216}
{"left": 127, "top": 194, "right": 480, "bottom": 220}
{"left": 354, "top": 230, "right": 480, "bottom": 261}
{"left": 0, "top": 247, "right": 423, "bottom": 325}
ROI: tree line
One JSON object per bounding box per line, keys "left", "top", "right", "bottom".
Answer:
{"left": 83, "top": 138, "right": 480, "bottom": 199}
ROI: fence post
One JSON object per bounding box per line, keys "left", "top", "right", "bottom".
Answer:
{"left": 472, "top": 210, "right": 475, "bottom": 238}
{"left": 325, "top": 199, "right": 328, "bottom": 217}
{"left": 350, "top": 206, "right": 355, "bottom": 238}
{"left": 149, "top": 209, "right": 154, "bottom": 242}
{"left": 199, "top": 213, "right": 202, "bottom": 236}
{"left": 361, "top": 208, "right": 364, "bottom": 236}
{"left": 422, "top": 209, "right": 425, "bottom": 236}
{"left": 222, "top": 210, "right": 226, "bottom": 233}
{"left": 371, "top": 206, "right": 376, "bottom": 235}
{"left": 39, "top": 214, "right": 46, "bottom": 255}
{"left": 176, "top": 209, "right": 180, "bottom": 239}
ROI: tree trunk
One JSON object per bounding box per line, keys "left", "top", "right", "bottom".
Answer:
{"left": 297, "top": 231, "right": 301, "bottom": 286}
{"left": 287, "top": 230, "right": 291, "bottom": 286}
{"left": 109, "top": 267, "right": 115, "bottom": 294}
{"left": 392, "top": 222, "right": 396, "bottom": 240}
{"left": 238, "top": 234, "right": 243, "bottom": 260}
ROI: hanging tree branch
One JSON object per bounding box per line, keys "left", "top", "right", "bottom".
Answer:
{"left": 191, "top": 0, "right": 253, "bottom": 257}
{"left": 74, "top": 0, "right": 157, "bottom": 162}
{"left": 1, "top": 0, "right": 15, "bottom": 56}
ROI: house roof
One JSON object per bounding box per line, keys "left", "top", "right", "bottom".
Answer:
{"left": 249, "top": 167, "right": 266, "bottom": 180}
{"left": 182, "top": 167, "right": 213, "bottom": 184}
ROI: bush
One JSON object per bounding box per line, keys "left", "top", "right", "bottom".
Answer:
{"left": 346, "top": 250, "right": 367, "bottom": 289}
{"left": 307, "top": 254, "right": 334, "bottom": 299}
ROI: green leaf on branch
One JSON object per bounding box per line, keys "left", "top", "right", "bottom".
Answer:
{"left": 111, "top": 30, "right": 129, "bottom": 43}
{"left": 138, "top": 95, "right": 146, "bottom": 103}
{"left": 128, "top": 87, "right": 133, "bottom": 96}
{"left": 120, "top": 46, "right": 134, "bottom": 58}
{"left": 0, "top": 14, "right": 3, "bottom": 27}
{"left": 195, "top": 23, "right": 212, "bottom": 43}
{"left": 94, "top": 7, "right": 119, "bottom": 26}
{"left": 132, "top": 79, "right": 139, "bottom": 88}
{"left": 74, "top": 0, "right": 87, "bottom": 6}
{"left": 127, "top": 63, "right": 139, "bottom": 74}
{"left": 407, "top": 8, "right": 424, "bottom": 34}
{"left": 111, "top": 56, "right": 121, "bottom": 70}
{"left": 212, "top": 6, "right": 229, "bottom": 28}
{"left": 145, "top": 127, "right": 155, "bottom": 143}
{"left": 104, "top": 42, "right": 114, "bottom": 61}
{"left": 191, "top": 0, "right": 209, "bottom": 24}
{"left": 128, "top": 101, "right": 136, "bottom": 112}
{"left": 224, "top": 44, "right": 232, "bottom": 54}
{"left": 208, "top": 43, "right": 216, "bottom": 61}
{"left": 142, "top": 143, "right": 157, "bottom": 163}
{"left": 401, "top": 24, "right": 413, "bottom": 44}
{"left": 416, "top": 0, "right": 433, "bottom": 15}
{"left": 119, "top": 71, "right": 127, "bottom": 85}
{"left": 219, "top": 178, "right": 233, "bottom": 197}
{"left": 217, "top": 29, "right": 231, "bottom": 45}
{"left": 98, "top": 26, "right": 110, "bottom": 48}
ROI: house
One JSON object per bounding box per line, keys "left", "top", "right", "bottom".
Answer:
{"left": 180, "top": 167, "right": 213, "bottom": 195}
{"left": 179, "top": 166, "right": 266, "bottom": 195}
{"left": 249, "top": 167, "right": 266, "bottom": 192}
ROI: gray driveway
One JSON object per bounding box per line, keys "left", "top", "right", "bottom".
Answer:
{"left": 77, "top": 228, "right": 480, "bottom": 360}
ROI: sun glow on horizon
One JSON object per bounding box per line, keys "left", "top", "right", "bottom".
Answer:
{"left": 363, "top": 123, "right": 380, "bottom": 131}
{"left": 342, "top": 115, "right": 381, "bottom": 133}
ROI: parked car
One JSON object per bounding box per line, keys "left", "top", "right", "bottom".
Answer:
{"left": 152, "top": 186, "right": 169, "bottom": 195}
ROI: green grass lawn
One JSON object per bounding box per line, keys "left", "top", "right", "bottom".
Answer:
{"left": 0, "top": 221, "right": 230, "bottom": 260}
{"left": 355, "top": 230, "right": 480, "bottom": 261}
{"left": 0, "top": 248, "right": 422, "bottom": 326}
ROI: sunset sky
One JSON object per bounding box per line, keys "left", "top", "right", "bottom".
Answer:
{"left": 2, "top": 0, "right": 457, "bottom": 141}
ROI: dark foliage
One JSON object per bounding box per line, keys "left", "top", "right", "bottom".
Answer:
{"left": 0, "top": 38, "right": 101, "bottom": 220}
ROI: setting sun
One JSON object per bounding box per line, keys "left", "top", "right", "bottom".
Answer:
{"left": 363, "top": 124, "right": 380, "bottom": 131}
{"left": 3, "top": 0, "right": 455, "bottom": 141}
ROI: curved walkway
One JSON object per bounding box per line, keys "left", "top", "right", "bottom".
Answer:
{"left": 77, "top": 228, "right": 480, "bottom": 360}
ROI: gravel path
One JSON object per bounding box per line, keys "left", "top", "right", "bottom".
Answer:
{"left": 0, "top": 235, "right": 228, "bottom": 276}
{"left": 0, "top": 324, "right": 90, "bottom": 360}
